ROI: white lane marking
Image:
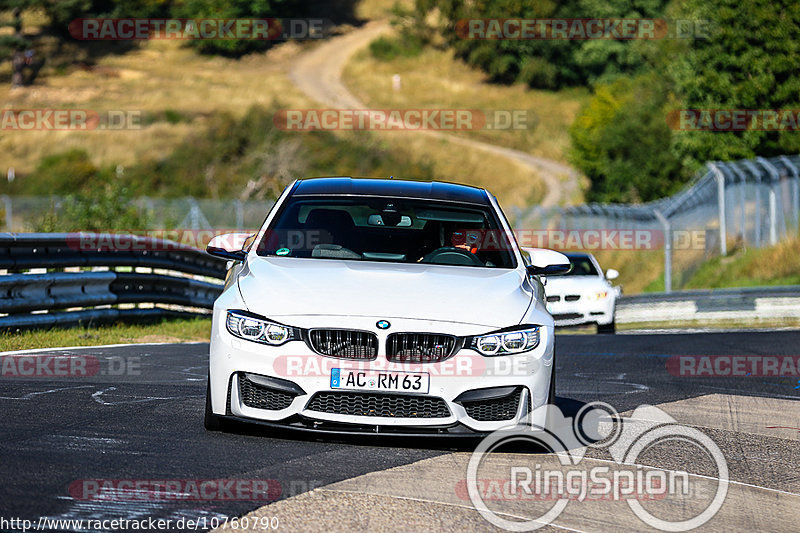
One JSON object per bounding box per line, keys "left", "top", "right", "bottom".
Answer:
{"left": 180, "top": 365, "right": 207, "bottom": 382}
{"left": 317, "top": 488, "right": 590, "bottom": 533}
{"left": 0, "top": 385, "right": 95, "bottom": 400}
{"left": 0, "top": 342, "right": 207, "bottom": 357}
{"left": 91, "top": 386, "right": 185, "bottom": 405}
{"left": 620, "top": 326, "right": 800, "bottom": 335}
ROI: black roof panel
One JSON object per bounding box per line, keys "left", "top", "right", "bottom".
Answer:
{"left": 292, "top": 177, "right": 490, "bottom": 205}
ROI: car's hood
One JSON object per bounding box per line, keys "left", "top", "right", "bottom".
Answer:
{"left": 237, "top": 256, "right": 532, "bottom": 328}
{"left": 545, "top": 276, "right": 609, "bottom": 295}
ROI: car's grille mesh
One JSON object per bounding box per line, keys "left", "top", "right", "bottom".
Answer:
{"left": 308, "top": 329, "right": 378, "bottom": 359}
{"left": 461, "top": 388, "right": 523, "bottom": 421}
{"left": 546, "top": 295, "right": 560, "bottom": 303}
{"left": 238, "top": 374, "right": 296, "bottom": 411}
{"left": 386, "top": 333, "right": 458, "bottom": 363}
{"left": 564, "top": 295, "right": 581, "bottom": 302}
{"left": 305, "top": 391, "right": 450, "bottom": 418}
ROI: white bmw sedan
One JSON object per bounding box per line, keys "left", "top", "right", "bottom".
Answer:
{"left": 544, "top": 252, "right": 619, "bottom": 334}
{"left": 204, "top": 177, "right": 569, "bottom": 436}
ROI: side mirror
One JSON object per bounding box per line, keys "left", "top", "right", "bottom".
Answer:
{"left": 206, "top": 232, "right": 253, "bottom": 261}
{"left": 606, "top": 268, "right": 619, "bottom": 281}
{"left": 522, "top": 248, "right": 571, "bottom": 276}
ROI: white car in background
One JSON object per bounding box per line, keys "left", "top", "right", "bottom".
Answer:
{"left": 542, "top": 252, "right": 620, "bottom": 334}
{"left": 204, "top": 177, "right": 571, "bottom": 436}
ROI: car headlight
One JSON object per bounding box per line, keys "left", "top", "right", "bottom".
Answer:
{"left": 226, "top": 310, "right": 297, "bottom": 346}
{"left": 469, "top": 327, "right": 540, "bottom": 356}
{"left": 587, "top": 291, "right": 609, "bottom": 301}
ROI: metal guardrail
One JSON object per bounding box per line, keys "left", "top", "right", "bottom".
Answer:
{"left": 0, "top": 233, "right": 227, "bottom": 331}
{"left": 617, "top": 286, "right": 800, "bottom": 324}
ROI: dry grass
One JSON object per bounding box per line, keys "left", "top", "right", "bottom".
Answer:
{"left": 342, "top": 40, "right": 589, "bottom": 163}
{"left": 683, "top": 234, "right": 800, "bottom": 289}
{"left": 0, "top": 27, "right": 543, "bottom": 208}
{"left": 0, "top": 318, "right": 211, "bottom": 351}
{"left": 0, "top": 38, "right": 315, "bottom": 174}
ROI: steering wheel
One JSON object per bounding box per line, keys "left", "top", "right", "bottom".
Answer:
{"left": 420, "top": 247, "right": 484, "bottom": 266}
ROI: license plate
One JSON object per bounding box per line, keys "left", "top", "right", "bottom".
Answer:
{"left": 331, "top": 368, "right": 429, "bottom": 394}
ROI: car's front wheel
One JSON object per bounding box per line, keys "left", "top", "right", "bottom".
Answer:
{"left": 204, "top": 375, "right": 223, "bottom": 431}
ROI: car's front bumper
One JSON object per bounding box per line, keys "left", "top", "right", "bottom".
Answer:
{"left": 547, "top": 297, "right": 615, "bottom": 326}
{"left": 209, "top": 313, "right": 554, "bottom": 434}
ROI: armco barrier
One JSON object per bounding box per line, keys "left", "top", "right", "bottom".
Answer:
{"left": 0, "top": 233, "right": 227, "bottom": 331}
{"left": 617, "top": 286, "right": 800, "bottom": 324}
{"left": 2, "top": 233, "right": 798, "bottom": 331}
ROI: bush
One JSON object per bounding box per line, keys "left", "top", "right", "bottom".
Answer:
{"left": 369, "top": 35, "right": 424, "bottom": 61}
{"left": 569, "top": 74, "right": 687, "bottom": 203}
{"left": 32, "top": 180, "right": 151, "bottom": 232}
{"left": 17, "top": 149, "right": 99, "bottom": 196}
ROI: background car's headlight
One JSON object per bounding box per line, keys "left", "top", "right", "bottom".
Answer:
{"left": 469, "top": 327, "right": 539, "bottom": 356}
{"left": 587, "top": 291, "right": 609, "bottom": 301}
{"left": 226, "top": 311, "right": 296, "bottom": 346}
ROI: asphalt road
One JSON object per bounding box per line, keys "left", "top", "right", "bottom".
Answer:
{"left": 1, "top": 331, "right": 799, "bottom": 532}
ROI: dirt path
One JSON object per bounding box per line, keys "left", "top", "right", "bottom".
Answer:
{"left": 289, "top": 21, "right": 580, "bottom": 207}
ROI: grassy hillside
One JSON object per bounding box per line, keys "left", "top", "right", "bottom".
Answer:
{"left": 1, "top": 17, "right": 547, "bottom": 208}
{"left": 342, "top": 33, "right": 589, "bottom": 166}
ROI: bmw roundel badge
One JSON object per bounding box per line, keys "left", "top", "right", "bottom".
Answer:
{"left": 376, "top": 320, "right": 391, "bottom": 330}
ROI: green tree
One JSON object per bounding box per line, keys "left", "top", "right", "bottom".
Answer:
{"left": 668, "top": 0, "right": 800, "bottom": 169}
{"left": 570, "top": 73, "right": 686, "bottom": 202}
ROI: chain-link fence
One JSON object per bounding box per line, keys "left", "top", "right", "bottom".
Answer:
{"left": 0, "top": 196, "right": 275, "bottom": 233}
{"left": 511, "top": 154, "right": 800, "bottom": 292}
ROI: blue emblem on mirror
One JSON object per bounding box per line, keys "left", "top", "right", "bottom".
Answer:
{"left": 376, "top": 320, "right": 391, "bottom": 330}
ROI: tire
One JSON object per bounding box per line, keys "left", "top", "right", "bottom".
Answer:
{"left": 204, "top": 375, "right": 223, "bottom": 431}
{"left": 597, "top": 321, "right": 616, "bottom": 334}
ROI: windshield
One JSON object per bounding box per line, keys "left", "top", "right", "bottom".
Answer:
{"left": 256, "top": 196, "right": 516, "bottom": 268}
{"left": 565, "top": 256, "right": 599, "bottom": 276}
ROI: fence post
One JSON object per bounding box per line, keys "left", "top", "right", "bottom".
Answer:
{"left": 743, "top": 160, "right": 764, "bottom": 247}
{"left": 758, "top": 157, "right": 783, "bottom": 244}
{"left": 709, "top": 163, "right": 727, "bottom": 255}
{"left": 653, "top": 209, "right": 671, "bottom": 293}
{"left": 779, "top": 155, "right": 799, "bottom": 230}
{"left": 1, "top": 195, "right": 11, "bottom": 231}
{"left": 235, "top": 200, "right": 244, "bottom": 229}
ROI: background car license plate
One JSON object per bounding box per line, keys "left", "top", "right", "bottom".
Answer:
{"left": 331, "top": 368, "right": 429, "bottom": 394}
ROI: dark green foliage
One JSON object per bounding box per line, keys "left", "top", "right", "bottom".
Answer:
{"left": 569, "top": 74, "right": 687, "bottom": 202}
{"left": 124, "top": 105, "right": 435, "bottom": 198}
{"left": 416, "top": 0, "right": 668, "bottom": 90}
{"left": 369, "top": 34, "right": 424, "bottom": 61}
{"left": 33, "top": 179, "right": 152, "bottom": 232}
{"left": 668, "top": 0, "right": 800, "bottom": 170}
